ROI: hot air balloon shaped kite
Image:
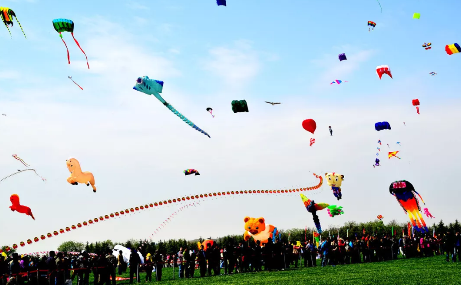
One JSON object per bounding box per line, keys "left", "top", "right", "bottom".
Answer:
{"left": 376, "top": 65, "right": 392, "bottom": 79}
{"left": 133, "top": 76, "right": 211, "bottom": 138}
{"left": 412, "top": 99, "right": 420, "bottom": 114}
{"left": 389, "top": 180, "right": 428, "bottom": 233}
{"left": 52, "top": 19, "right": 90, "bottom": 69}
{"left": 0, "top": 7, "right": 26, "bottom": 38}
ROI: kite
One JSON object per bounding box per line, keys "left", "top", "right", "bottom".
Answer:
{"left": 325, "top": 172, "right": 344, "bottom": 200}
{"left": 413, "top": 13, "right": 420, "bottom": 19}
{"left": 422, "top": 43, "right": 431, "bottom": 50}
{"left": 374, "top": 158, "right": 380, "bottom": 167}
{"left": 1, "top": 155, "right": 46, "bottom": 183}
{"left": 389, "top": 180, "right": 428, "bottom": 233}
{"left": 133, "top": 76, "right": 211, "bottom": 138}
{"left": 375, "top": 0, "right": 382, "bottom": 13}
{"left": 429, "top": 72, "right": 437, "bottom": 76}
{"left": 377, "top": 215, "right": 383, "bottom": 220}
{"left": 1, "top": 114, "right": 5, "bottom": 116}
{"left": 387, "top": 143, "right": 390, "bottom": 148}
{"left": 12, "top": 154, "right": 29, "bottom": 167}
{"left": 217, "top": 0, "right": 226, "bottom": 6}
{"left": 389, "top": 151, "right": 400, "bottom": 159}
{"left": 66, "top": 158, "right": 96, "bottom": 193}
{"left": 329, "top": 126, "right": 332, "bottom": 136}
{"left": 403, "top": 122, "right": 406, "bottom": 126}
{"left": 423, "top": 208, "right": 434, "bottom": 219}
{"left": 330, "top": 80, "right": 347, "bottom": 85}
{"left": 302, "top": 119, "right": 316, "bottom": 134}
{"left": 0, "top": 7, "right": 26, "bottom": 38}
{"left": 375, "top": 122, "right": 391, "bottom": 131}
{"left": 184, "top": 169, "right": 200, "bottom": 176}
{"left": 244, "top": 217, "right": 278, "bottom": 245}
{"left": 197, "top": 239, "right": 214, "bottom": 251}
{"left": 206, "top": 107, "right": 214, "bottom": 118}
{"left": 300, "top": 194, "right": 341, "bottom": 234}
{"left": 378, "top": 140, "right": 382, "bottom": 145}
{"left": 265, "top": 101, "right": 281, "bottom": 105}
{"left": 377, "top": 147, "right": 380, "bottom": 151}
{"left": 396, "top": 142, "right": 401, "bottom": 145}
{"left": 412, "top": 99, "right": 420, "bottom": 114}
{"left": 10, "top": 194, "right": 35, "bottom": 220}
{"left": 445, "top": 43, "right": 460, "bottom": 55}
{"left": 52, "top": 19, "right": 90, "bottom": 69}
{"left": 310, "top": 138, "right": 315, "bottom": 146}
{"left": 338, "top": 53, "right": 347, "bottom": 61}
{"left": 368, "top": 21, "right": 376, "bottom": 31}
{"left": 376, "top": 65, "right": 392, "bottom": 79}
{"left": 232, "top": 100, "right": 249, "bottom": 113}
{"left": 68, "top": 76, "right": 83, "bottom": 90}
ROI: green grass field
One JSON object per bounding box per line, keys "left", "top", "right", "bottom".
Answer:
{"left": 85, "top": 255, "right": 460, "bottom": 285}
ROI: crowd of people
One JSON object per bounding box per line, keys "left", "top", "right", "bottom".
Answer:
{"left": 1, "top": 232, "right": 459, "bottom": 284}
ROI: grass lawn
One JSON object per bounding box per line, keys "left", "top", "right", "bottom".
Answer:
{"left": 85, "top": 256, "right": 460, "bottom": 285}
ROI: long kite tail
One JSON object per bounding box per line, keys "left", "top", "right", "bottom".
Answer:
{"left": 376, "top": 0, "right": 382, "bottom": 13}
{"left": 60, "top": 34, "right": 71, "bottom": 64}
{"left": 0, "top": 169, "right": 45, "bottom": 183}
{"left": 71, "top": 33, "right": 89, "bottom": 69}
{"left": 165, "top": 103, "right": 211, "bottom": 138}
{"left": 3, "top": 21, "right": 12, "bottom": 39}
{"left": 14, "top": 16, "right": 26, "bottom": 38}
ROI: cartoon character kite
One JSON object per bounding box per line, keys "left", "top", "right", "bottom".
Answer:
{"left": 376, "top": 65, "right": 392, "bottom": 79}
{"left": 368, "top": 21, "right": 376, "bottom": 31}
{"left": 0, "top": 7, "right": 26, "bottom": 38}
{"left": 412, "top": 99, "right": 420, "bottom": 114}
{"left": 389, "top": 180, "right": 428, "bottom": 233}
{"left": 66, "top": 158, "right": 96, "bottom": 193}
{"left": 206, "top": 107, "right": 214, "bottom": 118}
{"left": 422, "top": 43, "right": 432, "bottom": 50}
{"left": 10, "top": 194, "right": 35, "bottom": 220}
{"left": 329, "top": 126, "right": 332, "bottom": 136}
{"left": 325, "top": 172, "right": 344, "bottom": 200}
{"left": 300, "top": 194, "right": 342, "bottom": 234}
{"left": 52, "top": 19, "right": 89, "bottom": 69}
{"left": 133, "top": 76, "right": 211, "bottom": 138}
{"left": 338, "top": 53, "right": 347, "bottom": 61}
{"left": 374, "top": 158, "right": 380, "bottom": 167}
{"left": 388, "top": 151, "right": 400, "bottom": 159}
{"left": 184, "top": 169, "right": 200, "bottom": 176}
{"left": 423, "top": 208, "right": 434, "bottom": 219}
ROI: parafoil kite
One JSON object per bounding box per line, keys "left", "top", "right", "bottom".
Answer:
{"left": 375, "top": 122, "right": 391, "bottom": 131}
{"left": 445, "top": 43, "right": 460, "bottom": 55}
{"left": 197, "top": 239, "right": 214, "bottom": 251}
{"left": 368, "top": 21, "right": 376, "bottom": 31}
{"left": 300, "top": 194, "right": 341, "bottom": 234}
{"left": 68, "top": 76, "right": 83, "bottom": 90}
{"left": 0, "top": 7, "right": 26, "bottom": 38}
{"left": 231, "top": 100, "right": 249, "bottom": 113}
{"left": 302, "top": 119, "right": 316, "bottom": 134}
{"left": 376, "top": 65, "right": 392, "bottom": 79}
{"left": 389, "top": 180, "right": 428, "bottom": 233}
{"left": 374, "top": 158, "right": 380, "bottom": 167}
{"left": 388, "top": 151, "right": 400, "bottom": 159}
{"left": 413, "top": 13, "right": 420, "bottom": 19}
{"left": 10, "top": 194, "right": 35, "bottom": 220}
{"left": 66, "top": 158, "right": 96, "bottom": 193}
{"left": 412, "top": 99, "right": 420, "bottom": 114}
{"left": 330, "top": 80, "right": 347, "bottom": 85}
{"left": 217, "top": 0, "right": 226, "bottom": 6}
{"left": 133, "top": 76, "right": 211, "bottom": 138}
{"left": 52, "top": 19, "right": 89, "bottom": 69}
{"left": 423, "top": 208, "right": 434, "bottom": 219}
{"left": 377, "top": 214, "right": 383, "bottom": 220}
{"left": 422, "top": 43, "right": 431, "bottom": 50}
{"left": 206, "top": 107, "right": 214, "bottom": 118}
{"left": 184, "top": 169, "right": 200, "bottom": 176}
{"left": 325, "top": 172, "right": 344, "bottom": 200}
{"left": 243, "top": 216, "right": 278, "bottom": 245}
{"left": 338, "top": 53, "right": 347, "bottom": 61}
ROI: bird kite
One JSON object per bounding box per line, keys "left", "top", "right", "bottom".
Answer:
{"left": 389, "top": 151, "right": 400, "bottom": 159}
{"left": 423, "top": 208, "right": 434, "bottom": 219}
{"left": 389, "top": 180, "right": 428, "bottom": 233}
{"left": 422, "top": 43, "right": 431, "bottom": 50}
{"left": 0, "top": 7, "right": 26, "bottom": 38}
{"left": 368, "top": 21, "right": 376, "bottom": 31}
{"left": 300, "top": 194, "right": 342, "bottom": 234}
{"left": 206, "top": 107, "right": 214, "bottom": 118}
{"left": 445, "top": 43, "right": 460, "bottom": 55}
{"left": 376, "top": 65, "right": 392, "bottom": 79}
{"left": 10, "top": 194, "right": 35, "bottom": 220}
{"left": 330, "top": 80, "right": 347, "bottom": 85}
{"left": 310, "top": 138, "right": 315, "bottom": 146}
{"left": 68, "top": 76, "right": 83, "bottom": 90}
{"left": 338, "top": 53, "right": 347, "bottom": 61}
{"left": 412, "top": 99, "right": 420, "bottom": 114}
{"left": 133, "top": 76, "right": 211, "bottom": 138}
{"left": 232, "top": 100, "right": 249, "bottom": 113}
{"left": 52, "top": 19, "right": 89, "bottom": 69}
{"left": 265, "top": 101, "right": 281, "bottom": 105}
{"left": 184, "top": 169, "right": 200, "bottom": 176}
{"left": 325, "top": 172, "right": 344, "bottom": 200}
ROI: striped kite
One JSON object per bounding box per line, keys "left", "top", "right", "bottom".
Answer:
{"left": 0, "top": 7, "right": 26, "bottom": 38}
{"left": 52, "top": 19, "right": 90, "bottom": 69}
{"left": 445, "top": 43, "right": 460, "bottom": 55}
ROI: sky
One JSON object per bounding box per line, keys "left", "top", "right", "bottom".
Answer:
{"left": 0, "top": 0, "right": 460, "bottom": 253}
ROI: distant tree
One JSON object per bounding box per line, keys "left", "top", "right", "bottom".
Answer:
{"left": 57, "top": 241, "right": 85, "bottom": 253}
{"left": 436, "top": 220, "right": 447, "bottom": 235}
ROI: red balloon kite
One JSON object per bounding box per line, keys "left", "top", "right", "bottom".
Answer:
{"left": 412, "top": 99, "right": 420, "bottom": 114}
{"left": 376, "top": 65, "right": 392, "bottom": 80}
{"left": 9, "top": 194, "right": 35, "bottom": 220}
{"left": 302, "top": 119, "right": 317, "bottom": 134}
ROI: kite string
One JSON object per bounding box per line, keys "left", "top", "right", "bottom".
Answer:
{"left": 376, "top": 0, "right": 382, "bottom": 12}
{"left": 71, "top": 33, "right": 90, "bottom": 69}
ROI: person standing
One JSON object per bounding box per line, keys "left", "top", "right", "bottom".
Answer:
{"left": 46, "top": 251, "right": 57, "bottom": 285}
{"left": 144, "top": 253, "right": 153, "bottom": 282}
{"left": 205, "top": 245, "right": 213, "bottom": 276}
{"left": 129, "top": 248, "right": 140, "bottom": 284}
{"left": 189, "top": 250, "right": 197, "bottom": 278}
{"left": 197, "top": 246, "right": 207, "bottom": 277}
{"left": 177, "top": 247, "right": 184, "bottom": 278}
{"left": 183, "top": 247, "right": 191, "bottom": 278}
{"left": 154, "top": 251, "right": 163, "bottom": 281}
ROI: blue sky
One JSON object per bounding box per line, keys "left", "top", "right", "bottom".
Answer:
{"left": 1, "top": 0, "right": 461, "bottom": 253}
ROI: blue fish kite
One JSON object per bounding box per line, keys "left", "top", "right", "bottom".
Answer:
{"left": 133, "top": 76, "right": 211, "bottom": 138}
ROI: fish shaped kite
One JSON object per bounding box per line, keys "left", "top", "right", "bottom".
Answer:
{"left": 376, "top": 65, "right": 392, "bottom": 79}
{"left": 206, "top": 107, "right": 214, "bottom": 118}
{"left": 184, "top": 169, "right": 200, "bottom": 176}
{"left": 0, "top": 7, "right": 26, "bottom": 38}
{"left": 423, "top": 208, "right": 434, "bottom": 219}
{"left": 133, "top": 76, "right": 211, "bottom": 138}
{"left": 300, "top": 194, "right": 342, "bottom": 234}
{"left": 10, "top": 194, "right": 35, "bottom": 220}
{"left": 52, "top": 19, "right": 89, "bottom": 69}
{"left": 389, "top": 180, "right": 428, "bottom": 233}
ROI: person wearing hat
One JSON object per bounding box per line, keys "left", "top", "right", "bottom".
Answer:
{"left": 144, "top": 253, "right": 153, "bottom": 282}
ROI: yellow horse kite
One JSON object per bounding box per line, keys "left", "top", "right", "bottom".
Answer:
{"left": 66, "top": 158, "right": 96, "bottom": 193}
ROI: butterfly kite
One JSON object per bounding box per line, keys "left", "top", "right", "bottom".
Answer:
{"left": 52, "top": 19, "right": 89, "bottom": 69}
{"left": 133, "top": 76, "right": 211, "bottom": 138}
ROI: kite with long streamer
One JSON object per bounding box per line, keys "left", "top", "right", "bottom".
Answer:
{"left": 376, "top": 0, "right": 382, "bottom": 13}
{"left": 0, "top": 7, "right": 26, "bottom": 38}
{"left": 52, "top": 19, "right": 89, "bottom": 69}
{"left": 12, "top": 154, "right": 29, "bottom": 167}
{"left": 1, "top": 155, "right": 46, "bottom": 182}
{"left": 300, "top": 193, "right": 333, "bottom": 234}
{"left": 68, "top": 76, "right": 83, "bottom": 90}
{"left": 0, "top": 173, "right": 322, "bottom": 252}
{"left": 150, "top": 202, "right": 199, "bottom": 238}
{"left": 134, "top": 76, "right": 210, "bottom": 138}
